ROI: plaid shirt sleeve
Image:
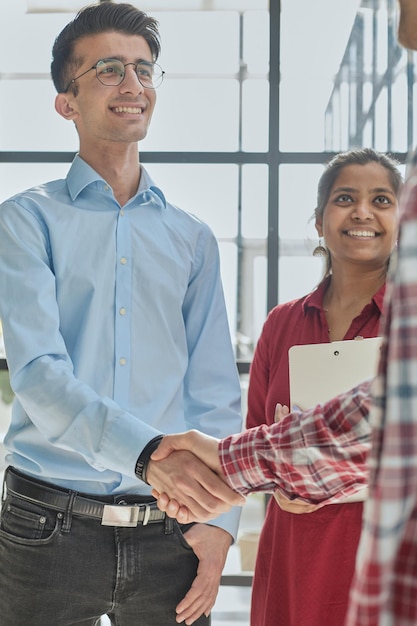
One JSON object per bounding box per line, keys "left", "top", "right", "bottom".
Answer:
{"left": 218, "top": 379, "right": 372, "bottom": 505}
{"left": 346, "top": 161, "right": 417, "bottom": 626}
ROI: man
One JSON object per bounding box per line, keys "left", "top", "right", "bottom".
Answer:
{"left": 0, "top": 4, "right": 244, "bottom": 625}
{"left": 343, "top": 2, "right": 417, "bottom": 615}
{"left": 150, "top": 2, "right": 417, "bottom": 623}
{"left": 345, "top": 1, "right": 417, "bottom": 621}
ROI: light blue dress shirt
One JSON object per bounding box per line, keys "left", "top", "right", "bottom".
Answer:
{"left": 0, "top": 155, "right": 242, "bottom": 536}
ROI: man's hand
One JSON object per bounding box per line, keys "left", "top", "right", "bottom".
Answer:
{"left": 175, "top": 524, "right": 232, "bottom": 624}
{"left": 151, "top": 430, "right": 223, "bottom": 473}
{"left": 146, "top": 446, "right": 245, "bottom": 523}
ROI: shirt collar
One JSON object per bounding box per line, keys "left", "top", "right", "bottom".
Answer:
{"left": 137, "top": 164, "right": 167, "bottom": 208}
{"left": 303, "top": 277, "right": 330, "bottom": 313}
{"left": 66, "top": 154, "right": 166, "bottom": 209}
{"left": 66, "top": 155, "right": 103, "bottom": 200}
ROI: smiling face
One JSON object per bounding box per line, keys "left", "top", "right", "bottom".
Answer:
{"left": 55, "top": 31, "right": 157, "bottom": 152}
{"left": 315, "top": 162, "right": 399, "bottom": 270}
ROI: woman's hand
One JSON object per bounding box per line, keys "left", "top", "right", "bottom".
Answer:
{"left": 274, "top": 402, "right": 290, "bottom": 422}
{"left": 273, "top": 491, "right": 319, "bottom": 514}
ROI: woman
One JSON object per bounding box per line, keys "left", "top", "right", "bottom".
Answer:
{"left": 247, "top": 148, "right": 402, "bottom": 626}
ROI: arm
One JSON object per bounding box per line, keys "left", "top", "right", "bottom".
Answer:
{"left": 151, "top": 380, "right": 372, "bottom": 521}
{"left": 150, "top": 430, "right": 316, "bottom": 517}
{"left": 273, "top": 402, "right": 319, "bottom": 513}
{"left": 154, "top": 224, "right": 243, "bottom": 619}
{"left": 221, "top": 379, "right": 372, "bottom": 500}
{"left": 177, "top": 225, "right": 242, "bottom": 535}
{"left": 0, "top": 197, "right": 160, "bottom": 479}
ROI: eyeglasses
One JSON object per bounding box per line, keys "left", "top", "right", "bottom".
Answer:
{"left": 63, "top": 58, "right": 165, "bottom": 92}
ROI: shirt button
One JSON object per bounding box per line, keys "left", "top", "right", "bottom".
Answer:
{"left": 119, "top": 307, "right": 126, "bottom": 316}
{"left": 119, "top": 357, "right": 127, "bottom": 366}
{"left": 104, "top": 185, "right": 110, "bottom": 192}
{"left": 120, "top": 209, "right": 125, "bottom": 216}
{"left": 120, "top": 257, "right": 127, "bottom": 265}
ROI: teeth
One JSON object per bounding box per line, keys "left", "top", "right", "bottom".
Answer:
{"left": 113, "top": 106, "right": 142, "bottom": 114}
{"left": 346, "top": 230, "right": 376, "bottom": 237}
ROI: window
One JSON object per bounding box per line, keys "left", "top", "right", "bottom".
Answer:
{"left": 0, "top": 0, "right": 411, "bottom": 365}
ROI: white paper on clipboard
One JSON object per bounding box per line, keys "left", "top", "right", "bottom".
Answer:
{"left": 288, "top": 336, "right": 383, "bottom": 503}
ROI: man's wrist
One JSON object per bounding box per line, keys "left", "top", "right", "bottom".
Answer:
{"left": 135, "top": 435, "right": 164, "bottom": 484}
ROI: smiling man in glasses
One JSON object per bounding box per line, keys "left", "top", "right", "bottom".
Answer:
{"left": 0, "top": 3, "right": 243, "bottom": 625}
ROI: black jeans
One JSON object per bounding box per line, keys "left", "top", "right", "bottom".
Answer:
{"left": 0, "top": 469, "right": 210, "bottom": 625}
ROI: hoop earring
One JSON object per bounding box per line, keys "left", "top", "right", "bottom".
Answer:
{"left": 313, "top": 238, "right": 327, "bottom": 257}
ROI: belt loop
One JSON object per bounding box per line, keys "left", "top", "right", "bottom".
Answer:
{"left": 164, "top": 515, "right": 174, "bottom": 534}
{"left": 142, "top": 504, "right": 151, "bottom": 526}
{"left": 62, "top": 490, "right": 76, "bottom": 533}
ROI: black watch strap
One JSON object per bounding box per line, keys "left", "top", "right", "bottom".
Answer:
{"left": 135, "top": 435, "right": 164, "bottom": 484}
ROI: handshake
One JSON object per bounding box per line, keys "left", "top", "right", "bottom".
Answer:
{"left": 146, "top": 430, "right": 245, "bottom": 524}
{"left": 146, "top": 381, "right": 372, "bottom": 522}
{"left": 146, "top": 401, "right": 326, "bottom": 524}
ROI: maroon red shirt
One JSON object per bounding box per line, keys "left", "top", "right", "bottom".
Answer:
{"left": 244, "top": 278, "right": 385, "bottom": 626}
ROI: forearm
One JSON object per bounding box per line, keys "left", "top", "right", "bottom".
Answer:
{"left": 219, "top": 380, "right": 372, "bottom": 503}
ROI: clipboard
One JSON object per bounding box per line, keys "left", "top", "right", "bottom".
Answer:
{"left": 287, "top": 337, "right": 382, "bottom": 504}
{"left": 289, "top": 337, "right": 382, "bottom": 411}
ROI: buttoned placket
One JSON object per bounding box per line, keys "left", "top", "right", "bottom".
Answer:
{"left": 113, "top": 204, "right": 132, "bottom": 405}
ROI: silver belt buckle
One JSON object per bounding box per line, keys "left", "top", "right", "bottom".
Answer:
{"left": 101, "top": 504, "right": 139, "bottom": 527}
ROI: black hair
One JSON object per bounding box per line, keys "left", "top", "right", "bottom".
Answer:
{"left": 313, "top": 148, "right": 403, "bottom": 279}
{"left": 51, "top": 2, "right": 161, "bottom": 94}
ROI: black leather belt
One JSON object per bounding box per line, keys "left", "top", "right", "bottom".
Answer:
{"left": 5, "top": 468, "right": 166, "bottom": 527}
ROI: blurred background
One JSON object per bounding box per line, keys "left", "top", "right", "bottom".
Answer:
{"left": 0, "top": 1, "right": 414, "bottom": 623}
{"left": 0, "top": 0, "right": 413, "bottom": 361}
